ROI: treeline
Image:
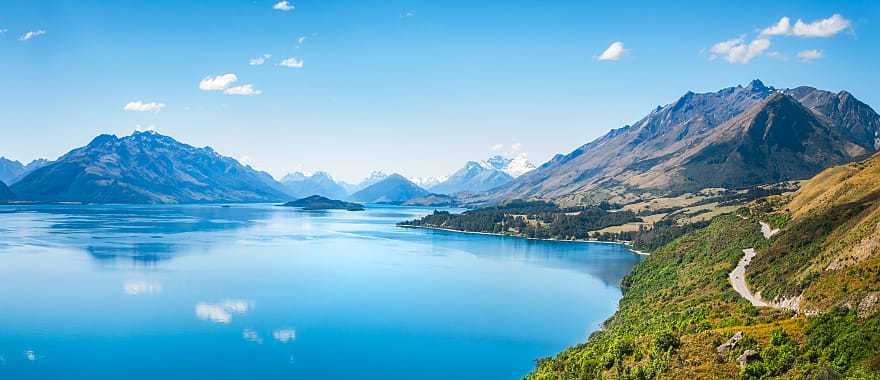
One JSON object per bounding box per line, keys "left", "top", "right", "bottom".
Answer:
{"left": 592, "top": 219, "right": 712, "bottom": 252}
{"left": 400, "top": 200, "right": 639, "bottom": 240}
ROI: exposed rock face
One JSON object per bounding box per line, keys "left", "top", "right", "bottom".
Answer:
{"left": 716, "top": 331, "right": 744, "bottom": 356}
{"left": 738, "top": 349, "right": 760, "bottom": 368}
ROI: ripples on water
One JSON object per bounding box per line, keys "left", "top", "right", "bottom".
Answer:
{"left": 0, "top": 204, "right": 643, "bottom": 380}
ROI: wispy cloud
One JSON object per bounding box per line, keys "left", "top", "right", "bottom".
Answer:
{"left": 797, "top": 49, "right": 823, "bottom": 63}
{"left": 19, "top": 30, "right": 46, "bottom": 41}
{"left": 199, "top": 73, "right": 238, "bottom": 91}
{"left": 297, "top": 36, "right": 307, "bottom": 44}
{"left": 278, "top": 57, "right": 304, "bottom": 68}
{"left": 249, "top": 54, "right": 271, "bottom": 66}
{"left": 597, "top": 41, "right": 628, "bottom": 61}
{"left": 273, "top": 1, "right": 294, "bottom": 11}
{"left": 224, "top": 84, "right": 262, "bottom": 96}
{"left": 401, "top": 10, "right": 415, "bottom": 18}
{"left": 709, "top": 36, "right": 770, "bottom": 64}
{"left": 124, "top": 101, "right": 166, "bottom": 112}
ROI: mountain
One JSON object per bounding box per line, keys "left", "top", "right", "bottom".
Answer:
{"left": 408, "top": 175, "right": 447, "bottom": 189}
{"left": 11, "top": 131, "right": 291, "bottom": 204}
{"left": 430, "top": 161, "right": 514, "bottom": 195}
{"left": 0, "top": 157, "right": 49, "bottom": 185}
{"left": 486, "top": 80, "right": 879, "bottom": 205}
{"left": 0, "top": 180, "right": 14, "bottom": 201}
{"left": 340, "top": 171, "right": 389, "bottom": 194}
{"left": 281, "top": 195, "right": 364, "bottom": 211}
{"left": 482, "top": 154, "right": 536, "bottom": 177}
{"left": 281, "top": 171, "right": 348, "bottom": 200}
{"left": 350, "top": 174, "right": 430, "bottom": 203}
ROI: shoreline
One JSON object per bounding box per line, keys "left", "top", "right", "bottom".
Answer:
{"left": 398, "top": 224, "right": 650, "bottom": 256}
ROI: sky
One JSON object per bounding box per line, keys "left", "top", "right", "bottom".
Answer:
{"left": 1, "top": 1, "right": 878, "bottom": 182}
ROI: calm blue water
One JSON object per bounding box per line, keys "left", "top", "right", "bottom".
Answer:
{"left": 0, "top": 204, "right": 643, "bottom": 379}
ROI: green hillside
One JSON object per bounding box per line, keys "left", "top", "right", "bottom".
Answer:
{"left": 527, "top": 153, "right": 880, "bottom": 379}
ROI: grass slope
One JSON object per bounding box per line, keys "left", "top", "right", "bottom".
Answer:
{"left": 527, "top": 210, "right": 880, "bottom": 379}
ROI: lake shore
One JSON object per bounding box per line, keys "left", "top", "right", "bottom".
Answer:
{"left": 398, "top": 224, "right": 650, "bottom": 256}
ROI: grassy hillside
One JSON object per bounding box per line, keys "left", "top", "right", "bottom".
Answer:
{"left": 748, "top": 154, "right": 880, "bottom": 314}
{"left": 527, "top": 154, "right": 880, "bottom": 379}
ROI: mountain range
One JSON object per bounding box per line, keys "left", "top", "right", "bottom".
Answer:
{"left": 10, "top": 131, "right": 291, "bottom": 204}
{"left": 0, "top": 157, "right": 50, "bottom": 185}
{"left": 281, "top": 171, "right": 348, "bottom": 200}
{"left": 427, "top": 154, "right": 536, "bottom": 195}
{"left": 478, "top": 80, "right": 880, "bottom": 206}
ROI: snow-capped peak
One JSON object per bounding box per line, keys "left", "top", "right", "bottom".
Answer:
{"left": 408, "top": 175, "right": 448, "bottom": 188}
{"left": 479, "top": 154, "right": 535, "bottom": 177}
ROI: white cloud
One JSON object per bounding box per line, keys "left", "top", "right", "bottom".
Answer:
{"left": 24, "top": 350, "right": 37, "bottom": 361}
{"left": 199, "top": 73, "right": 238, "bottom": 91}
{"left": 797, "top": 49, "right": 823, "bottom": 63}
{"left": 0, "top": 29, "right": 8, "bottom": 35}
{"left": 491, "top": 144, "right": 504, "bottom": 151}
{"left": 195, "top": 299, "right": 253, "bottom": 324}
{"left": 249, "top": 54, "right": 271, "bottom": 66}
{"left": 297, "top": 36, "right": 307, "bottom": 44}
{"left": 709, "top": 36, "right": 770, "bottom": 64}
{"left": 123, "top": 101, "right": 166, "bottom": 112}
{"left": 278, "top": 57, "right": 304, "bottom": 68}
{"left": 273, "top": 1, "right": 294, "bottom": 11}
{"left": 224, "top": 84, "right": 262, "bottom": 96}
{"left": 510, "top": 142, "right": 523, "bottom": 152}
{"left": 123, "top": 280, "right": 162, "bottom": 294}
{"left": 19, "top": 30, "right": 46, "bottom": 41}
{"left": 760, "top": 17, "right": 791, "bottom": 37}
{"left": 792, "top": 14, "right": 850, "bottom": 38}
{"left": 273, "top": 328, "right": 296, "bottom": 343}
{"left": 401, "top": 10, "right": 415, "bottom": 18}
{"left": 597, "top": 41, "right": 627, "bottom": 61}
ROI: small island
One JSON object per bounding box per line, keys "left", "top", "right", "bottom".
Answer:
{"left": 281, "top": 195, "right": 365, "bottom": 211}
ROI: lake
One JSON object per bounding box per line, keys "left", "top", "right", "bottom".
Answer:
{"left": 0, "top": 204, "right": 643, "bottom": 379}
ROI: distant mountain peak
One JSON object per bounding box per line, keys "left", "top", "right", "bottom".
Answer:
{"left": 12, "top": 131, "right": 290, "bottom": 204}
{"left": 746, "top": 79, "right": 768, "bottom": 92}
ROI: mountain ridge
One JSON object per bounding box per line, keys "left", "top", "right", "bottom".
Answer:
{"left": 11, "top": 131, "right": 291, "bottom": 204}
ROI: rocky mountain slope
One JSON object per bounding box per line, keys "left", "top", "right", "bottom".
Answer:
{"left": 485, "top": 80, "right": 879, "bottom": 206}
{"left": 350, "top": 174, "right": 429, "bottom": 203}
{"left": 11, "top": 131, "right": 291, "bottom": 204}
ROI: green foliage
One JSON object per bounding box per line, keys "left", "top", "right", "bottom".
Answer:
{"left": 805, "top": 307, "right": 880, "bottom": 374}
{"left": 399, "top": 200, "right": 639, "bottom": 240}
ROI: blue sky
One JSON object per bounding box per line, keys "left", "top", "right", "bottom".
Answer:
{"left": 1, "top": 1, "right": 877, "bottom": 182}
